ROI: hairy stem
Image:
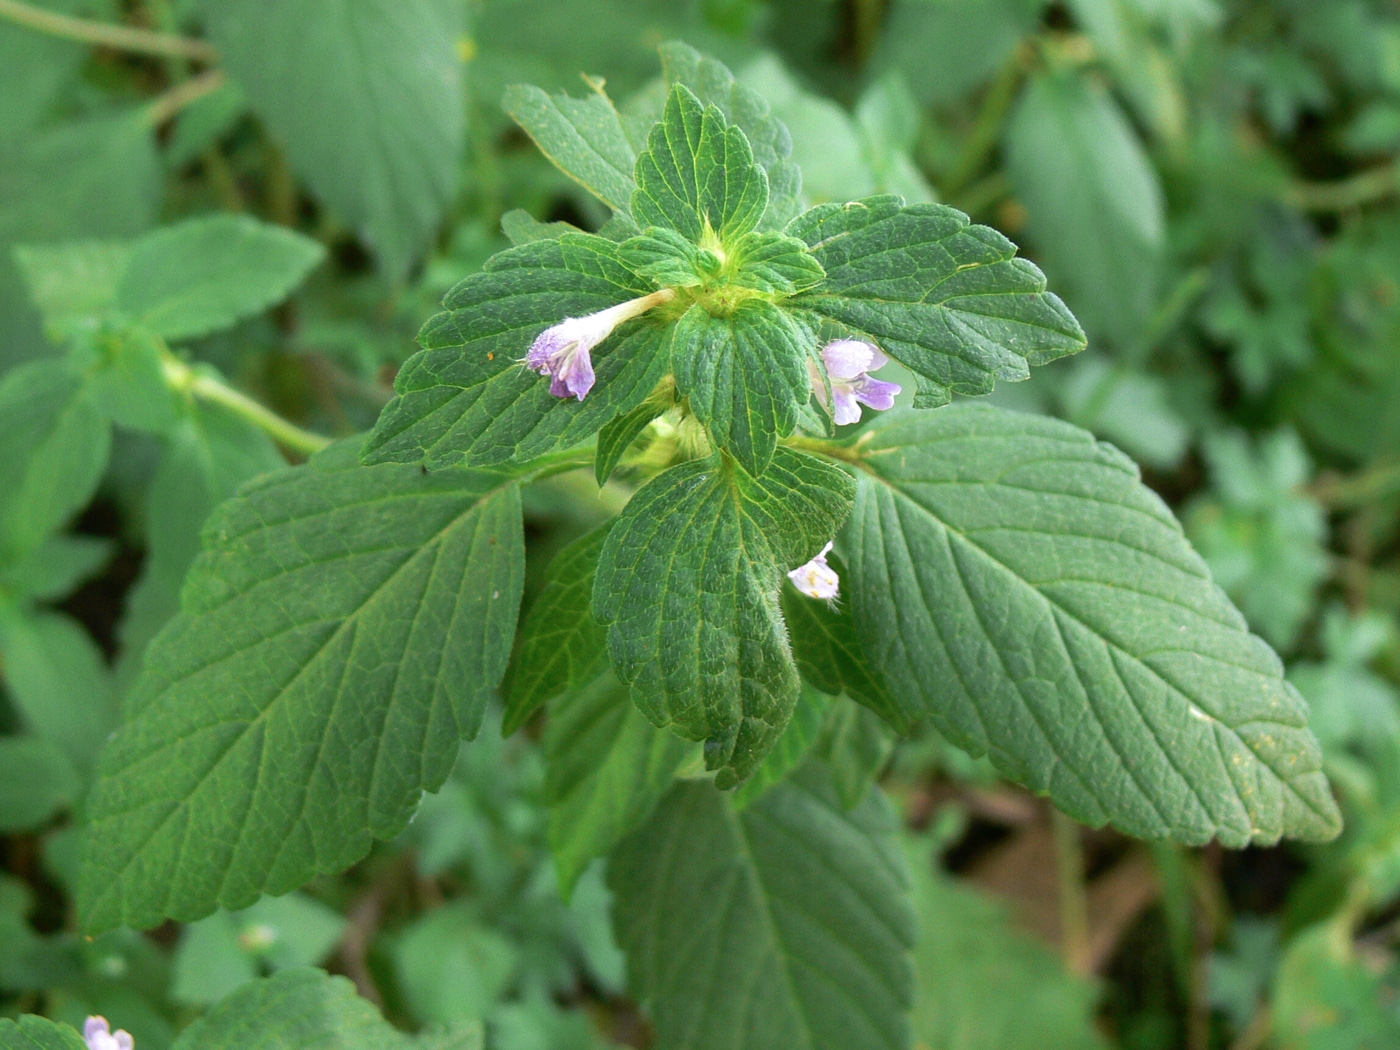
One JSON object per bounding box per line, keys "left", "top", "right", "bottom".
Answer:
{"left": 164, "top": 358, "right": 332, "bottom": 457}
{"left": 0, "top": 0, "right": 218, "bottom": 62}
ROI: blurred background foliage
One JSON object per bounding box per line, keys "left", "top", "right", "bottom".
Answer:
{"left": 3, "top": 0, "right": 1400, "bottom": 1047}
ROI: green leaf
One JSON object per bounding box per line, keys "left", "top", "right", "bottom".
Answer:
{"left": 843, "top": 406, "right": 1341, "bottom": 846}
{"left": 670, "top": 300, "right": 810, "bottom": 476}
{"left": 0, "top": 736, "right": 79, "bottom": 832}
{"left": 116, "top": 215, "right": 325, "bottom": 341}
{"left": 1004, "top": 72, "right": 1165, "bottom": 346}
{"left": 633, "top": 84, "right": 769, "bottom": 245}
{"left": 618, "top": 227, "right": 711, "bottom": 288}
{"left": 362, "top": 235, "right": 663, "bottom": 468}
{"left": 815, "top": 703, "right": 895, "bottom": 810}
{"left": 731, "top": 684, "right": 829, "bottom": 807}
{"left": 500, "top": 209, "right": 583, "bottom": 246}
{"left": 0, "top": 0, "right": 88, "bottom": 143}
{"left": 728, "top": 230, "right": 826, "bottom": 294}
{"left": 0, "top": 360, "right": 111, "bottom": 564}
{"left": 546, "top": 672, "right": 693, "bottom": 896}
{"left": 392, "top": 902, "right": 518, "bottom": 1026}
{"left": 0, "top": 533, "right": 112, "bottom": 604}
{"left": 594, "top": 449, "right": 854, "bottom": 787}
{"left": 783, "top": 568, "right": 906, "bottom": 731}
{"left": 502, "top": 522, "right": 611, "bottom": 735}
{"left": 660, "top": 41, "right": 803, "bottom": 230}
{"left": 907, "top": 840, "right": 1111, "bottom": 1050}
{"left": 172, "top": 893, "right": 348, "bottom": 1006}
{"left": 77, "top": 326, "right": 183, "bottom": 435}
{"left": 116, "top": 402, "right": 284, "bottom": 678}
{"left": 0, "top": 1016, "right": 87, "bottom": 1050}
{"left": 206, "top": 0, "right": 465, "bottom": 276}
{"left": 594, "top": 394, "right": 668, "bottom": 484}
{"left": 13, "top": 239, "right": 131, "bottom": 340}
{"left": 789, "top": 195, "right": 1086, "bottom": 407}
{"left": 80, "top": 441, "right": 526, "bottom": 932}
{"left": 609, "top": 767, "right": 914, "bottom": 1050}
{"left": 503, "top": 82, "right": 638, "bottom": 214}
{"left": 171, "top": 967, "right": 432, "bottom": 1050}
{"left": 0, "top": 609, "right": 115, "bottom": 772}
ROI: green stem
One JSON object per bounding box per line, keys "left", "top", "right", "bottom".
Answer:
{"left": 1312, "top": 457, "right": 1400, "bottom": 508}
{"left": 782, "top": 433, "right": 867, "bottom": 466}
{"left": 1051, "top": 808, "right": 1092, "bottom": 975}
{"left": 145, "top": 67, "right": 227, "bottom": 126}
{"left": 0, "top": 0, "right": 218, "bottom": 61}
{"left": 166, "top": 360, "right": 331, "bottom": 456}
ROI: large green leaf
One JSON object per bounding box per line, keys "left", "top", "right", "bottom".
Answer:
{"left": 0, "top": 1016, "right": 86, "bottom": 1050}
{"left": 545, "top": 671, "right": 692, "bottom": 895}
{"left": 669, "top": 300, "right": 810, "bottom": 476}
{"left": 502, "top": 522, "right": 610, "bottom": 734}
{"left": 842, "top": 406, "right": 1341, "bottom": 846}
{"left": 503, "top": 82, "right": 638, "bottom": 215}
{"left": 660, "top": 41, "right": 803, "bottom": 230}
{"left": 170, "top": 967, "right": 479, "bottom": 1050}
{"left": 0, "top": 360, "right": 110, "bottom": 564}
{"left": 0, "top": 736, "right": 80, "bottom": 832}
{"left": 609, "top": 768, "right": 914, "bottom": 1050}
{"left": 80, "top": 441, "right": 526, "bottom": 931}
{"left": 206, "top": 0, "right": 464, "bottom": 277}
{"left": 633, "top": 84, "right": 769, "bottom": 245}
{"left": 594, "top": 450, "right": 854, "bottom": 787}
{"left": 116, "top": 215, "right": 326, "bottom": 341}
{"left": 788, "top": 195, "right": 1085, "bottom": 407}
{"left": 362, "top": 235, "right": 663, "bottom": 468}
{"left": 1004, "top": 72, "right": 1165, "bottom": 346}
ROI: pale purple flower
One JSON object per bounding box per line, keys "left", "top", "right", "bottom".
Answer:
{"left": 526, "top": 289, "right": 674, "bottom": 401}
{"left": 84, "top": 1018, "right": 133, "bottom": 1050}
{"left": 812, "top": 338, "right": 902, "bottom": 425}
{"left": 788, "top": 541, "right": 839, "bottom": 600}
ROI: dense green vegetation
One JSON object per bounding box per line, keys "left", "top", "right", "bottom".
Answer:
{"left": 2, "top": 1, "right": 1399, "bottom": 1048}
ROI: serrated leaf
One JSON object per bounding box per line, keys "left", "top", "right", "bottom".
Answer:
{"left": 117, "top": 402, "right": 284, "bottom": 680}
{"left": 0, "top": 360, "right": 111, "bottom": 564}
{"left": 0, "top": 1016, "right": 87, "bottom": 1050}
{"left": 503, "top": 82, "right": 638, "bottom": 214}
{"left": 728, "top": 230, "right": 826, "bottom": 293}
{"left": 670, "top": 300, "right": 810, "bottom": 476}
{"left": 732, "top": 684, "right": 829, "bottom": 807}
{"left": 80, "top": 441, "right": 526, "bottom": 932}
{"left": 77, "top": 326, "right": 183, "bottom": 435}
{"left": 843, "top": 405, "right": 1341, "bottom": 846}
{"left": 633, "top": 84, "right": 769, "bottom": 245}
{"left": 816, "top": 703, "right": 895, "bottom": 810}
{"left": 171, "top": 967, "right": 428, "bottom": 1050}
{"left": 546, "top": 672, "right": 692, "bottom": 895}
{"left": 502, "top": 523, "right": 611, "bottom": 734}
{"left": 660, "top": 41, "right": 802, "bottom": 230}
{"left": 594, "top": 397, "right": 666, "bottom": 484}
{"left": 1005, "top": 72, "right": 1165, "bottom": 346}
{"left": 609, "top": 767, "right": 914, "bottom": 1050}
{"left": 500, "top": 209, "right": 582, "bottom": 246}
{"left": 594, "top": 449, "right": 854, "bottom": 786}
{"left": 618, "top": 228, "right": 710, "bottom": 288}
{"left": 789, "top": 195, "right": 1086, "bottom": 407}
{"left": 206, "top": 0, "right": 464, "bottom": 276}
{"left": 362, "top": 235, "right": 664, "bottom": 468}
{"left": 116, "top": 215, "right": 325, "bottom": 341}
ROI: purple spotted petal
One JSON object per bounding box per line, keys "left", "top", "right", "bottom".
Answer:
{"left": 853, "top": 375, "right": 901, "bottom": 412}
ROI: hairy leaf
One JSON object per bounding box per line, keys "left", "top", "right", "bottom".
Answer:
{"left": 362, "top": 235, "right": 663, "bottom": 468}
{"left": 670, "top": 301, "right": 810, "bottom": 476}
{"left": 731, "top": 684, "right": 829, "bottom": 807}
{"left": 594, "top": 450, "right": 854, "bottom": 786}
{"left": 81, "top": 441, "right": 525, "bottom": 931}
{"left": 843, "top": 406, "right": 1341, "bottom": 845}
{"left": 789, "top": 196, "right": 1086, "bottom": 407}
{"left": 633, "top": 84, "right": 769, "bottom": 244}
{"left": 609, "top": 768, "right": 914, "bottom": 1050}
{"left": 0, "top": 1017, "right": 86, "bottom": 1050}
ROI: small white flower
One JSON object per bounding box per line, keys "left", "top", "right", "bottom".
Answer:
{"left": 811, "top": 338, "right": 902, "bottom": 425}
{"left": 788, "top": 542, "right": 840, "bottom": 600}
{"left": 85, "top": 1017, "right": 133, "bottom": 1050}
{"left": 526, "top": 289, "right": 674, "bottom": 400}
